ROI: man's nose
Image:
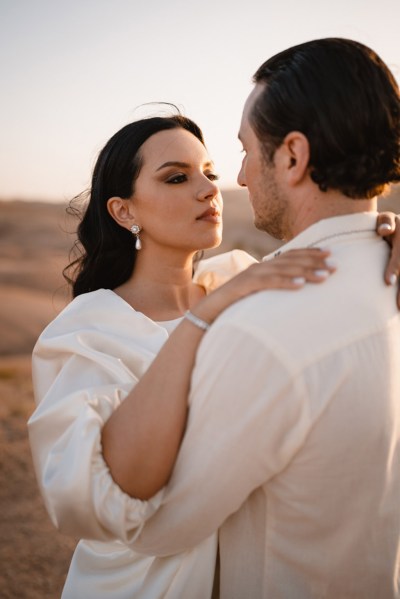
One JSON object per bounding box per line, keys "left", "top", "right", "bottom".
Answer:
{"left": 237, "top": 164, "right": 247, "bottom": 188}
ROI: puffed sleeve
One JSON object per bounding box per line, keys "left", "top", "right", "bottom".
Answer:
{"left": 193, "top": 249, "right": 258, "bottom": 291}
{"left": 28, "top": 291, "right": 167, "bottom": 544}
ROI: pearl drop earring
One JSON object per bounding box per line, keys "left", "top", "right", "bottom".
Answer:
{"left": 130, "top": 224, "right": 142, "bottom": 250}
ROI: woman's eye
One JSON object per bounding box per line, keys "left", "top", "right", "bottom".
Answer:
{"left": 166, "top": 174, "right": 187, "bottom": 184}
{"left": 206, "top": 173, "right": 220, "bottom": 182}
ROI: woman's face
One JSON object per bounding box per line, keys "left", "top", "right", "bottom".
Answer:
{"left": 130, "top": 128, "right": 223, "bottom": 254}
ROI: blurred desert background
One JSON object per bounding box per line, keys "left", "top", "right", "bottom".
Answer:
{"left": 1, "top": 188, "right": 400, "bottom": 598}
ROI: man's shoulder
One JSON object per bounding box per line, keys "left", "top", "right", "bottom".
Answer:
{"left": 209, "top": 288, "right": 314, "bottom": 364}
{"left": 210, "top": 240, "right": 398, "bottom": 365}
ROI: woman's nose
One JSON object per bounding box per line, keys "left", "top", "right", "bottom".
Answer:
{"left": 198, "top": 177, "right": 220, "bottom": 200}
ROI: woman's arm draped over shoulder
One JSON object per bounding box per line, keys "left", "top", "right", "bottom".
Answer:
{"left": 101, "top": 249, "right": 335, "bottom": 500}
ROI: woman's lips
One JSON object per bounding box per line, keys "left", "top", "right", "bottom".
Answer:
{"left": 196, "top": 207, "right": 222, "bottom": 223}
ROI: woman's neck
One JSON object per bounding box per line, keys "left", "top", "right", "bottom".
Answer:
{"left": 114, "top": 248, "right": 205, "bottom": 320}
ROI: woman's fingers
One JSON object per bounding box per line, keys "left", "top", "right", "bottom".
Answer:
{"left": 277, "top": 249, "right": 336, "bottom": 271}
{"left": 377, "top": 211, "right": 396, "bottom": 238}
{"left": 376, "top": 212, "right": 400, "bottom": 308}
{"left": 376, "top": 211, "right": 399, "bottom": 283}
{"left": 272, "top": 249, "right": 336, "bottom": 281}
{"left": 240, "top": 249, "right": 336, "bottom": 292}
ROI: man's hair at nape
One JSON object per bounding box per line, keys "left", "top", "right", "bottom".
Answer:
{"left": 251, "top": 38, "right": 400, "bottom": 199}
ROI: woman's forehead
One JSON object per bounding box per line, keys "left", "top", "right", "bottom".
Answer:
{"left": 140, "top": 128, "right": 209, "bottom": 168}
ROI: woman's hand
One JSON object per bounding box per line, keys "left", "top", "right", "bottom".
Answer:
{"left": 192, "top": 248, "right": 335, "bottom": 326}
{"left": 376, "top": 212, "right": 400, "bottom": 308}
{"left": 102, "top": 248, "right": 334, "bottom": 500}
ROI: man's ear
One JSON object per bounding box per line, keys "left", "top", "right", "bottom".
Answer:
{"left": 281, "top": 131, "right": 310, "bottom": 186}
{"left": 107, "top": 197, "right": 135, "bottom": 229}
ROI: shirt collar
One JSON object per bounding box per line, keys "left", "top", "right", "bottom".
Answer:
{"left": 263, "top": 212, "right": 379, "bottom": 260}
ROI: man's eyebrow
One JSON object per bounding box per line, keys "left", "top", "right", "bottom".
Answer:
{"left": 156, "top": 160, "right": 214, "bottom": 171}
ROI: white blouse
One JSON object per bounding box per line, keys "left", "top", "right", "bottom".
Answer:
{"left": 28, "top": 250, "right": 256, "bottom": 599}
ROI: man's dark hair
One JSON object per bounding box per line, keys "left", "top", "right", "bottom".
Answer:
{"left": 251, "top": 38, "right": 400, "bottom": 199}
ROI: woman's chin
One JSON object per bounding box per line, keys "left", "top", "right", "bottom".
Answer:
{"left": 203, "top": 233, "right": 223, "bottom": 250}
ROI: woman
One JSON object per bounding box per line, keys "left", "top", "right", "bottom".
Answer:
{"left": 28, "top": 113, "right": 396, "bottom": 598}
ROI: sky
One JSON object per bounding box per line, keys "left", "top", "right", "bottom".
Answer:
{"left": 1, "top": 0, "right": 400, "bottom": 202}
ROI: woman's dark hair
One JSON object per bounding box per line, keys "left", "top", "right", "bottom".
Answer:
{"left": 251, "top": 38, "right": 400, "bottom": 199}
{"left": 64, "top": 111, "right": 205, "bottom": 297}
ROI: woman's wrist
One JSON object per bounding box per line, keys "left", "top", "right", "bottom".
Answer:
{"left": 190, "top": 283, "right": 237, "bottom": 325}
{"left": 184, "top": 310, "right": 210, "bottom": 331}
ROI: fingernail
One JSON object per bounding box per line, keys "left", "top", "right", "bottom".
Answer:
{"left": 389, "top": 273, "right": 398, "bottom": 286}
{"left": 292, "top": 277, "right": 306, "bottom": 285}
{"left": 325, "top": 258, "right": 337, "bottom": 269}
{"left": 378, "top": 223, "right": 393, "bottom": 233}
{"left": 314, "top": 269, "right": 330, "bottom": 278}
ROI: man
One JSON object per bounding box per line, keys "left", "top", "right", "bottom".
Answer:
{"left": 134, "top": 38, "right": 400, "bottom": 597}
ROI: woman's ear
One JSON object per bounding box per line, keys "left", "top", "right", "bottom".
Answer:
{"left": 281, "top": 131, "right": 310, "bottom": 186}
{"left": 107, "top": 197, "right": 135, "bottom": 229}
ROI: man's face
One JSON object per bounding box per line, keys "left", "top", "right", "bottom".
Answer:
{"left": 237, "top": 84, "right": 290, "bottom": 240}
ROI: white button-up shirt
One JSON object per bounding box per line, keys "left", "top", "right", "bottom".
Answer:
{"left": 133, "top": 212, "right": 400, "bottom": 598}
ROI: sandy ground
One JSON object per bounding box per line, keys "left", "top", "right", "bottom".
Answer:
{"left": 0, "top": 190, "right": 399, "bottom": 598}
{"left": 0, "top": 354, "right": 76, "bottom": 599}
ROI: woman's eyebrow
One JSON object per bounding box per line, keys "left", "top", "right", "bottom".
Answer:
{"left": 156, "top": 161, "right": 190, "bottom": 171}
{"left": 156, "top": 160, "right": 214, "bottom": 172}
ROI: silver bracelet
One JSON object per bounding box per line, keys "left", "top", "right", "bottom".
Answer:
{"left": 184, "top": 310, "right": 210, "bottom": 331}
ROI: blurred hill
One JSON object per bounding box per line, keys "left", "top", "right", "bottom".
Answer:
{"left": 1, "top": 186, "right": 400, "bottom": 355}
